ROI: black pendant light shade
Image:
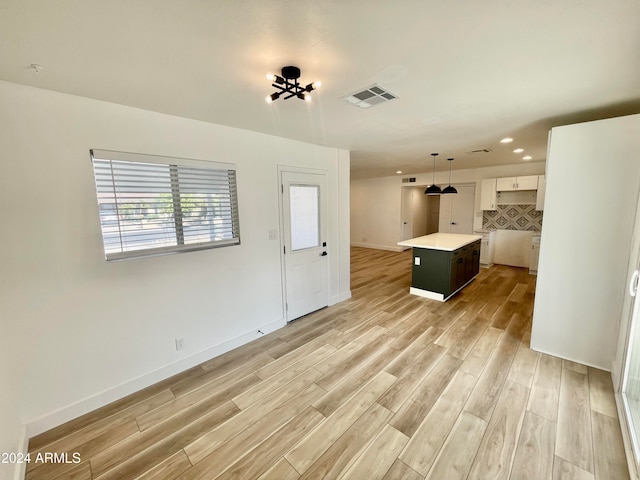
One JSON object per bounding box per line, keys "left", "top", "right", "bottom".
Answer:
{"left": 442, "top": 158, "right": 457, "bottom": 194}
{"left": 425, "top": 153, "right": 442, "bottom": 195}
{"left": 425, "top": 184, "right": 442, "bottom": 195}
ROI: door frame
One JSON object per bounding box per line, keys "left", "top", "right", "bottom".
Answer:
{"left": 400, "top": 186, "right": 415, "bottom": 242}
{"left": 433, "top": 182, "right": 476, "bottom": 234}
{"left": 613, "top": 184, "right": 640, "bottom": 478}
{"left": 615, "top": 185, "right": 640, "bottom": 390}
{"left": 277, "top": 165, "right": 329, "bottom": 322}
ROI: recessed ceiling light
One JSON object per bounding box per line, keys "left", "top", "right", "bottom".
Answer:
{"left": 513, "top": 148, "right": 524, "bottom": 153}
{"left": 500, "top": 137, "right": 513, "bottom": 143}
{"left": 523, "top": 155, "right": 532, "bottom": 161}
{"left": 396, "top": 170, "right": 403, "bottom": 174}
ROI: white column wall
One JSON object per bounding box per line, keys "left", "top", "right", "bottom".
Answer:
{"left": 531, "top": 114, "right": 640, "bottom": 369}
{"left": 0, "top": 80, "right": 350, "bottom": 478}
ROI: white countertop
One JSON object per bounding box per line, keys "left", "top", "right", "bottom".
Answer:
{"left": 397, "top": 233, "right": 482, "bottom": 251}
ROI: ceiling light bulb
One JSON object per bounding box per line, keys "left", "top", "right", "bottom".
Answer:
{"left": 266, "top": 73, "right": 276, "bottom": 82}
{"left": 312, "top": 81, "right": 322, "bottom": 89}
{"left": 265, "top": 95, "right": 273, "bottom": 103}
{"left": 523, "top": 155, "right": 532, "bottom": 160}
{"left": 303, "top": 93, "right": 312, "bottom": 102}
{"left": 513, "top": 148, "right": 524, "bottom": 153}
{"left": 396, "top": 170, "right": 402, "bottom": 174}
{"left": 500, "top": 137, "right": 514, "bottom": 143}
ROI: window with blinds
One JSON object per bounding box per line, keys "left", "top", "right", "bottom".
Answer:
{"left": 90, "top": 149, "right": 240, "bottom": 260}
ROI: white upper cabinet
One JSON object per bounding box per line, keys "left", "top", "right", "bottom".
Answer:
{"left": 496, "top": 177, "right": 516, "bottom": 191}
{"left": 536, "top": 174, "right": 546, "bottom": 210}
{"left": 496, "top": 175, "right": 539, "bottom": 191}
{"left": 480, "top": 178, "right": 497, "bottom": 210}
{"left": 517, "top": 175, "right": 539, "bottom": 190}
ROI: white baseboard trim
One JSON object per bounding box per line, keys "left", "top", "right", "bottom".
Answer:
{"left": 409, "top": 286, "right": 444, "bottom": 301}
{"left": 528, "top": 345, "right": 610, "bottom": 372}
{"left": 25, "top": 317, "right": 286, "bottom": 438}
{"left": 350, "top": 242, "right": 404, "bottom": 252}
{"left": 409, "top": 276, "right": 477, "bottom": 303}
{"left": 330, "top": 291, "right": 351, "bottom": 306}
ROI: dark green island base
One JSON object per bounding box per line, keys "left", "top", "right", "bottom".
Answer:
{"left": 398, "top": 233, "right": 482, "bottom": 302}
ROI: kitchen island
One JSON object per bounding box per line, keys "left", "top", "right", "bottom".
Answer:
{"left": 398, "top": 233, "right": 482, "bottom": 301}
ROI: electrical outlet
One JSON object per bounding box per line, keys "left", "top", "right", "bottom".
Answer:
{"left": 175, "top": 338, "right": 184, "bottom": 351}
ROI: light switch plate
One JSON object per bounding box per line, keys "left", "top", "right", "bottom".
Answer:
{"left": 268, "top": 229, "right": 277, "bottom": 240}
{"left": 414, "top": 257, "right": 420, "bottom": 265}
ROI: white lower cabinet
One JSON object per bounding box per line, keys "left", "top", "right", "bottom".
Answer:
{"left": 477, "top": 231, "right": 494, "bottom": 266}
{"left": 530, "top": 235, "right": 541, "bottom": 274}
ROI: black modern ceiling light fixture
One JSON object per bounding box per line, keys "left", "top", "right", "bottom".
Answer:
{"left": 265, "top": 66, "right": 321, "bottom": 103}
{"left": 442, "top": 158, "right": 458, "bottom": 194}
{"left": 425, "top": 153, "right": 442, "bottom": 195}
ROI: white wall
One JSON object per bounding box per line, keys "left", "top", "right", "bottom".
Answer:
{"left": 0, "top": 333, "right": 24, "bottom": 480}
{"left": 351, "top": 162, "right": 545, "bottom": 250}
{"left": 0, "top": 80, "right": 350, "bottom": 479}
{"left": 531, "top": 114, "right": 640, "bottom": 370}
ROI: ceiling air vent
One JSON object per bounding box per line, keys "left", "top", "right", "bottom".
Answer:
{"left": 341, "top": 84, "right": 399, "bottom": 109}
{"left": 466, "top": 148, "right": 492, "bottom": 154}
{"left": 402, "top": 177, "right": 416, "bottom": 183}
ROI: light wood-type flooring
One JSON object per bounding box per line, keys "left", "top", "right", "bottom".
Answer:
{"left": 27, "top": 246, "right": 629, "bottom": 480}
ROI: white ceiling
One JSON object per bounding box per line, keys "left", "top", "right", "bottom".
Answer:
{"left": 1, "top": 0, "right": 639, "bottom": 179}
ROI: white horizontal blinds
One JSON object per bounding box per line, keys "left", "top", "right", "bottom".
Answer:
{"left": 176, "top": 166, "right": 240, "bottom": 246}
{"left": 91, "top": 150, "right": 239, "bottom": 260}
{"left": 93, "top": 160, "right": 177, "bottom": 256}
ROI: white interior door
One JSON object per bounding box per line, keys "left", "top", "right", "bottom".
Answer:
{"left": 438, "top": 184, "right": 475, "bottom": 233}
{"left": 401, "top": 187, "right": 413, "bottom": 241}
{"left": 281, "top": 170, "right": 329, "bottom": 322}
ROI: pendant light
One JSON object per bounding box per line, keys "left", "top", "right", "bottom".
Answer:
{"left": 442, "top": 158, "right": 458, "bottom": 194}
{"left": 424, "top": 153, "right": 442, "bottom": 195}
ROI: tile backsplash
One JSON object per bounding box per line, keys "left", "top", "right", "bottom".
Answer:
{"left": 482, "top": 204, "right": 543, "bottom": 231}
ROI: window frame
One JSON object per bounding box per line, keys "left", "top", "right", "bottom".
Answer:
{"left": 90, "top": 149, "right": 240, "bottom": 261}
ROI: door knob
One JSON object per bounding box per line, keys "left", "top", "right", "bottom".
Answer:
{"left": 320, "top": 251, "right": 328, "bottom": 256}
{"left": 451, "top": 222, "right": 457, "bottom": 225}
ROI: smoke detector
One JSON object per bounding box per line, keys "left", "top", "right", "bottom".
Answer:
{"left": 341, "top": 84, "right": 399, "bottom": 109}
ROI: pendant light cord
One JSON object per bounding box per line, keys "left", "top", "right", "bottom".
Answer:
{"left": 431, "top": 153, "right": 438, "bottom": 184}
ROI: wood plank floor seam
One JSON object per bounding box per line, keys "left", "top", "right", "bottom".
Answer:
{"left": 25, "top": 247, "right": 630, "bottom": 480}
